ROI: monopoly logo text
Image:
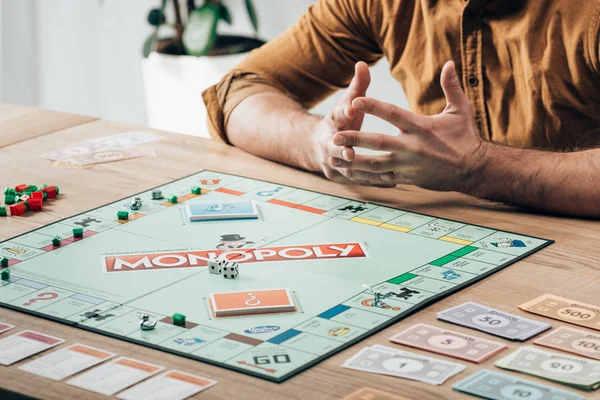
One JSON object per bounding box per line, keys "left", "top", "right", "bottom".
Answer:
{"left": 103, "top": 243, "right": 367, "bottom": 272}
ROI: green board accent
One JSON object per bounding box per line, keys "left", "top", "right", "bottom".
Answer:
{"left": 449, "top": 245, "right": 478, "bottom": 258}
{"left": 430, "top": 255, "right": 458, "bottom": 266}
{"left": 388, "top": 273, "right": 418, "bottom": 285}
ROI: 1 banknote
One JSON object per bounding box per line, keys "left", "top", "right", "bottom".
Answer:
{"left": 534, "top": 326, "right": 600, "bottom": 360}
{"left": 343, "top": 344, "right": 465, "bottom": 385}
{"left": 519, "top": 294, "right": 600, "bottom": 332}
{"left": 437, "top": 301, "right": 551, "bottom": 341}
{"left": 495, "top": 346, "right": 600, "bottom": 391}
{"left": 453, "top": 369, "right": 584, "bottom": 400}
{"left": 389, "top": 323, "right": 507, "bottom": 363}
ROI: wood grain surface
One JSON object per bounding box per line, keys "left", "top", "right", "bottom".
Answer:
{"left": 0, "top": 106, "right": 598, "bottom": 400}
{"left": 0, "top": 104, "right": 98, "bottom": 149}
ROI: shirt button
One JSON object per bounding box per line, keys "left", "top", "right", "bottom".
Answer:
{"left": 468, "top": 75, "right": 479, "bottom": 87}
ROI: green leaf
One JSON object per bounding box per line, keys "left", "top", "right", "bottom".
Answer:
{"left": 244, "top": 0, "right": 259, "bottom": 33}
{"left": 219, "top": 4, "right": 232, "bottom": 25}
{"left": 182, "top": 4, "right": 220, "bottom": 56}
{"left": 142, "top": 30, "right": 158, "bottom": 57}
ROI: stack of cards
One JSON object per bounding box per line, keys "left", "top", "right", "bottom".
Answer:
{"left": 19, "top": 344, "right": 116, "bottom": 381}
{"left": 0, "top": 330, "right": 64, "bottom": 365}
{"left": 117, "top": 370, "right": 216, "bottom": 400}
{"left": 519, "top": 294, "right": 600, "bottom": 332}
{"left": 0, "top": 322, "right": 14, "bottom": 334}
{"left": 67, "top": 357, "right": 165, "bottom": 396}
{"left": 437, "top": 302, "right": 551, "bottom": 341}
{"left": 389, "top": 323, "right": 508, "bottom": 363}
{"left": 534, "top": 326, "right": 600, "bottom": 360}
{"left": 342, "top": 344, "right": 465, "bottom": 385}
{"left": 210, "top": 289, "right": 296, "bottom": 317}
{"left": 186, "top": 201, "right": 258, "bottom": 222}
{"left": 495, "top": 346, "right": 600, "bottom": 391}
{"left": 453, "top": 369, "right": 584, "bottom": 400}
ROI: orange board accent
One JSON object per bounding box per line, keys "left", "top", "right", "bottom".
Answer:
{"left": 117, "top": 213, "right": 144, "bottom": 224}
{"left": 216, "top": 187, "right": 244, "bottom": 196}
{"left": 295, "top": 205, "right": 326, "bottom": 214}
{"left": 178, "top": 193, "right": 198, "bottom": 202}
{"left": 267, "top": 199, "right": 298, "bottom": 208}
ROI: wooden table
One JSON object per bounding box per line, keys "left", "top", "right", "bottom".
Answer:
{"left": 0, "top": 105, "right": 598, "bottom": 400}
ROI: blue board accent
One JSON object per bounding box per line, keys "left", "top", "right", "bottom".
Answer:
{"left": 318, "top": 304, "right": 350, "bottom": 319}
{"left": 268, "top": 329, "right": 302, "bottom": 345}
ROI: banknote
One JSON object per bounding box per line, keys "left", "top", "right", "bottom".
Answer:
{"left": 343, "top": 387, "right": 412, "bottom": 400}
{"left": 534, "top": 326, "right": 600, "bottom": 360}
{"left": 69, "top": 147, "right": 153, "bottom": 166}
{"left": 389, "top": 323, "right": 507, "bottom": 363}
{"left": 343, "top": 344, "right": 465, "bottom": 385}
{"left": 495, "top": 346, "right": 600, "bottom": 391}
{"left": 40, "top": 131, "right": 160, "bottom": 162}
{"left": 437, "top": 301, "right": 551, "bottom": 340}
{"left": 519, "top": 294, "right": 600, "bottom": 332}
{"left": 453, "top": 369, "right": 584, "bottom": 400}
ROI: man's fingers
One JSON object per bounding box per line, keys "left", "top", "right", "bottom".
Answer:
{"left": 440, "top": 60, "right": 469, "bottom": 111}
{"left": 340, "top": 61, "right": 371, "bottom": 103}
{"left": 338, "top": 168, "right": 395, "bottom": 184}
{"left": 352, "top": 97, "right": 422, "bottom": 131}
{"left": 330, "top": 103, "right": 355, "bottom": 128}
{"left": 326, "top": 141, "right": 355, "bottom": 162}
{"left": 334, "top": 131, "right": 403, "bottom": 152}
{"left": 345, "top": 154, "right": 396, "bottom": 173}
{"left": 330, "top": 62, "right": 371, "bottom": 128}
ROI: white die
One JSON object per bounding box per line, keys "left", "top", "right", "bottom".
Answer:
{"left": 222, "top": 261, "right": 239, "bottom": 279}
{"left": 208, "top": 259, "right": 225, "bottom": 275}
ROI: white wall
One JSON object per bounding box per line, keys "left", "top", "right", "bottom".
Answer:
{"left": 1, "top": 0, "right": 406, "bottom": 135}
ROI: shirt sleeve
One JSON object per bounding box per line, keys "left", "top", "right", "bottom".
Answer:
{"left": 202, "top": 0, "right": 384, "bottom": 143}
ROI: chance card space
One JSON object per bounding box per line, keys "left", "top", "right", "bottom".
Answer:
{"left": 186, "top": 200, "right": 258, "bottom": 221}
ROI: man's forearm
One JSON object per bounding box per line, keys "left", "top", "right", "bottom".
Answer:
{"left": 466, "top": 142, "right": 600, "bottom": 217}
{"left": 227, "top": 92, "right": 321, "bottom": 171}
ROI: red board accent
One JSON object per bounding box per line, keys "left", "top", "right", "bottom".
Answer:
{"left": 7, "top": 259, "right": 20, "bottom": 267}
{"left": 267, "top": 199, "right": 298, "bottom": 208}
{"left": 73, "top": 230, "right": 97, "bottom": 241}
{"left": 216, "top": 187, "right": 244, "bottom": 196}
{"left": 295, "top": 205, "right": 326, "bottom": 214}
{"left": 40, "top": 237, "right": 75, "bottom": 252}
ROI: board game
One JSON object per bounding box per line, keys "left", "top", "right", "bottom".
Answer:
{"left": 0, "top": 170, "right": 552, "bottom": 382}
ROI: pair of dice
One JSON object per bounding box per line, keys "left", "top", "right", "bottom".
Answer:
{"left": 208, "top": 259, "right": 239, "bottom": 279}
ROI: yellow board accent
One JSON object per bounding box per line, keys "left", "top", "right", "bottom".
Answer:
{"left": 350, "top": 217, "right": 383, "bottom": 226}
{"left": 380, "top": 223, "right": 412, "bottom": 232}
{"left": 439, "top": 236, "right": 473, "bottom": 245}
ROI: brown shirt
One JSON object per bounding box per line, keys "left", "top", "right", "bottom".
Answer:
{"left": 202, "top": 0, "right": 600, "bottom": 150}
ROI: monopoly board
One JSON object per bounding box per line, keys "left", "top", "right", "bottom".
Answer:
{"left": 0, "top": 170, "right": 552, "bottom": 382}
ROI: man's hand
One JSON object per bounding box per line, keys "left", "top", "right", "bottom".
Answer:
{"left": 308, "top": 62, "right": 395, "bottom": 187}
{"left": 332, "top": 61, "right": 486, "bottom": 191}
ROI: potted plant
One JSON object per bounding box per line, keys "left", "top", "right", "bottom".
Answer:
{"left": 142, "top": 0, "right": 265, "bottom": 138}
